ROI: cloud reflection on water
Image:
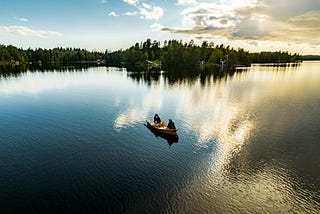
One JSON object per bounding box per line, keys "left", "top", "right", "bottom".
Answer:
{"left": 119, "top": 69, "right": 257, "bottom": 169}
{"left": 123, "top": 63, "right": 320, "bottom": 212}
{"left": 0, "top": 68, "right": 121, "bottom": 95}
{"left": 113, "top": 75, "right": 165, "bottom": 130}
{"left": 0, "top": 71, "right": 69, "bottom": 94}
{"left": 173, "top": 73, "right": 256, "bottom": 175}
{"left": 114, "top": 108, "right": 146, "bottom": 130}
{"left": 119, "top": 69, "right": 263, "bottom": 211}
{"left": 166, "top": 63, "right": 320, "bottom": 212}
{"left": 1, "top": 64, "right": 318, "bottom": 212}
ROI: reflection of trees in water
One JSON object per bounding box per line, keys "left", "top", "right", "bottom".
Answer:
{"left": 199, "top": 68, "right": 239, "bottom": 86}
{"left": 253, "top": 62, "right": 301, "bottom": 68}
{"left": 159, "top": 63, "right": 300, "bottom": 86}
{"left": 252, "top": 62, "right": 301, "bottom": 73}
{"left": 1, "top": 62, "right": 301, "bottom": 84}
{"left": 0, "top": 63, "right": 102, "bottom": 79}
{"left": 0, "top": 65, "right": 27, "bottom": 77}
{"left": 127, "top": 67, "right": 243, "bottom": 87}
{"left": 127, "top": 71, "right": 161, "bottom": 87}
{"left": 129, "top": 62, "right": 301, "bottom": 87}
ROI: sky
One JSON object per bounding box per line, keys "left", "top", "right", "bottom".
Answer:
{"left": 0, "top": 0, "right": 320, "bottom": 55}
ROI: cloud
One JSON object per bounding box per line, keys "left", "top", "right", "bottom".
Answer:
{"left": 108, "top": 11, "right": 119, "bottom": 17}
{"left": 14, "top": 17, "right": 28, "bottom": 22}
{"left": 123, "top": 11, "right": 138, "bottom": 16}
{"left": 140, "top": 3, "right": 163, "bottom": 20}
{"left": 160, "top": 0, "right": 320, "bottom": 47}
{"left": 123, "top": 0, "right": 163, "bottom": 20}
{"left": 266, "top": 10, "right": 320, "bottom": 45}
{"left": 123, "top": 0, "right": 138, "bottom": 6}
{"left": 150, "top": 23, "right": 164, "bottom": 31}
{"left": 101, "top": 0, "right": 107, "bottom": 3}
{"left": 248, "top": 41, "right": 258, "bottom": 46}
{"left": 0, "top": 25, "right": 62, "bottom": 38}
{"left": 177, "top": 0, "right": 197, "bottom": 5}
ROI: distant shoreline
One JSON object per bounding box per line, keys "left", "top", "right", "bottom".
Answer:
{"left": 302, "top": 55, "right": 320, "bottom": 61}
{"left": 1, "top": 41, "right": 314, "bottom": 72}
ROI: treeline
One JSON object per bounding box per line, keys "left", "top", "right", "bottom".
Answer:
{"left": 302, "top": 55, "right": 320, "bottom": 60}
{"left": 1, "top": 40, "right": 302, "bottom": 71}
{"left": 251, "top": 51, "right": 302, "bottom": 63}
{"left": 106, "top": 39, "right": 302, "bottom": 71}
{"left": 0, "top": 44, "right": 104, "bottom": 66}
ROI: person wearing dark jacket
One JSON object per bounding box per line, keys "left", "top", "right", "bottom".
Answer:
{"left": 167, "top": 119, "right": 176, "bottom": 129}
{"left": 154, "top": 114, "right": 161, "bottom": 125}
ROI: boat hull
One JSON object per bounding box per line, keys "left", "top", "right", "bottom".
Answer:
{"left": 146, "top": 120, "right": 178, "bottom": 135}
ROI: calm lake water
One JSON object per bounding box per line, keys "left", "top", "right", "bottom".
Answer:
{"left": 0, "top": 62, "right": 320, "bottom": 213}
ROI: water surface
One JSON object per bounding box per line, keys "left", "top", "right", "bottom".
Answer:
{"left": 0, "top": 62, "right": 319, "bottom": 213}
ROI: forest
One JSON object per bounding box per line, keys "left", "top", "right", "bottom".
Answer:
{"left": 0, "top": 44, "right": 104, "bottom": 67}
{"left": 1, "top": 39, "right": 302, "bottom": 72}
{"left": 106, "top": 39, "right": 302, "bottom": 71}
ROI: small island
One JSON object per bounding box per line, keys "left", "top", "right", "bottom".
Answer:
{"left": 106, "top": 39, "right": 302, "bottom": 71}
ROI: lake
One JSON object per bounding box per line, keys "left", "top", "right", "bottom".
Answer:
{"left": 0, "top": 62, "right": 319, "bottom": 213}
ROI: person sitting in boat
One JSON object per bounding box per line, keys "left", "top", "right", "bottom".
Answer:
{"left": 167, "top": 119, "right": 176, "bottom": 130}
{"left": 154, "top": 114, "right": 161, "bottom": 126}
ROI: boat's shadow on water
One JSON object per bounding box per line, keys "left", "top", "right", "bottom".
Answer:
{"left": 144, "top": 124, "right": 179, "bottom": 147}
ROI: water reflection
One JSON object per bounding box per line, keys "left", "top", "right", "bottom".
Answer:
{"left": 2, "top": 62, "right": 318, "bottom": 212}
{"left": 168, "top": 62, "right": 319, "bottom": 212}
{"left": 127, "top": 71, "right": 161, "bottom": 87}
{"left": 113, "top": 109, "right": 146, "bottom": 130}
{"left": 117, "top": 62, "right": 319, "bottom": 212}
{"left": 113, "top": 90, "right": 164, "bottom": 130}
{"left": 0, "top": 65, "right": 28, "bottom": 76}
{"left": 0, "top": 63, "right": 100, "bottom": 77}
{"left": 127, "top": 68, "right": 239, "bottom": 87}
{"left": 0, "top": 67, "right": 125, "bottom": 95}
{"left": 0, "top": 71, "right": 70, "bottom": 94}
{"left": 119, "top": 67, "right": 258, "bottom": 168}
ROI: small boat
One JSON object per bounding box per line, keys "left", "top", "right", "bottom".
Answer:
{"left": 145, "top": 123, "right": 179, "bottom": 147}
{"left": 146, "top": 120, "right": 178, "bottom": 135}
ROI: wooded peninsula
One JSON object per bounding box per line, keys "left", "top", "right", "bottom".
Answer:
{"left": 1, "top": 39, "right": 302, "bottom": 72}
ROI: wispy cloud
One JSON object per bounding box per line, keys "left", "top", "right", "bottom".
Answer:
{"left": 14, "top": 17, "right": 28, "bottom": 22}
{"left": 123, "top": 11, "right": 138, "bottom": 16}
{"left": 123, "top": 0, "right": 163, "bottom": 20}
{"left": 0, "top": 25, "right": 62, "bottom": 38}
{"left": 140, "top": 3, "right": 163, "bottom": 20}
{"left": 108, "top": 11, "right": 119, "bottom": 17}
{"left": 150, "top": 23, "right": 164, "bottom": 31}
{"left": 177, "top": 0, "right": 197, "bottom": 5}
{"left": 123, "top": 0, "right": 138, "bottom": 6}
{"left": 164, "top": 0, "right": 320, "bottom": 46}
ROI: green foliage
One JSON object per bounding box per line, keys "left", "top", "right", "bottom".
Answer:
{"left": 106, "top": 39, "right": 301, "bottom": 72}
{"left": 208, "top": 49, "right": 223, "bottom": 65}
{"left": 301, "top": 55, "right": 320, "bottom": 61}
{"left": 0, "top": 45, "right": 27, "bottom": 64}
{"left": 0, "top": 40, "right": 302, "bottom": 73}
{"left": 250, "top": 51, "right": 302, "bottom": 63}
{"left": 0, "top": 44, "right": 104, "bottom": 67}
{"left": 302, "top": 55, "right": 320, "bottom": 60}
